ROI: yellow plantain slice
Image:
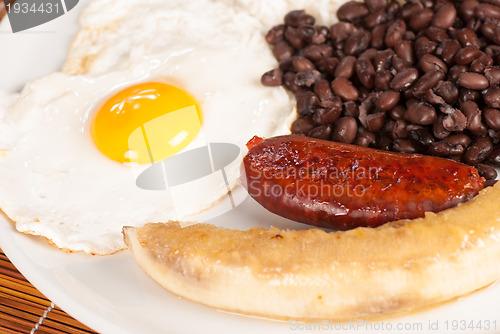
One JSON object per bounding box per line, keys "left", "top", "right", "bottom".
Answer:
{"left": 123, "top": 181, "right": 500, "bottom": 320}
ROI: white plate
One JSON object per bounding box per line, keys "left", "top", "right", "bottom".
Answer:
{"left": 1, "top": 2, "right": 500, "bottom": 334}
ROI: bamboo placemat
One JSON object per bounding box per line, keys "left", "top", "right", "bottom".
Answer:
{"left": 0, "top": 249, "right": 99, "bottom": 334}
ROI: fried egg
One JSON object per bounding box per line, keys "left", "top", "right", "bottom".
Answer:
{"left": 0, "top": 0, "right": 294, "bottom": 254}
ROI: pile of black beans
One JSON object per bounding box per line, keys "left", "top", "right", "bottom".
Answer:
{"left": 261, "top": 0, "right": 500, "bottom": 181}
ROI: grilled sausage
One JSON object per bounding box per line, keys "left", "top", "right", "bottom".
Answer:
{"left": 242, "top": 135, "right": 485, "bottom": 230}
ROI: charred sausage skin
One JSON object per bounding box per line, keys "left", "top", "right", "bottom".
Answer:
{"left": 242, "top": 135, "right": 485, "bottom": 230}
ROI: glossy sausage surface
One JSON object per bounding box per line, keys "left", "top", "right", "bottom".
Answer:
{"left": 242, "top": 135, "right": 485, "bottom": 230}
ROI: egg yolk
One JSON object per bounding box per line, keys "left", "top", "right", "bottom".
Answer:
{"left": 91, "top": 82, "right": 202, "bottom": 164}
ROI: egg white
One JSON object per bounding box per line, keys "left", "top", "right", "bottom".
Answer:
{"left": 0, "top": 0, "right": 294, "bottom": 254}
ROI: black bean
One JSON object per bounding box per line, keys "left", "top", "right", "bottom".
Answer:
{"left": 475, "top": 163, "right": 498, "bottom": 180}
{"left": 456, "top": 28, "right": 480, "bottom": 49}
{"left": 467, "top": 18, "right": 482, "bottom": 32}
{"left": 279, "top": 58, "right": 295, "bottom": 72}
{"left": 296, "top": 91, "right": 320, "bottom": 116}
{"left": 295, "top": 70, "right": 322, "bottom": 87}
{"left": 415, "top": 37, "right": 438, "bottom": 57}
{"left": 312, "top": 26, "right": 329, "bottom": 44}
{"left": 374, "top": 49, "right": 394, "bottom": 71}
{"left": 428, "top": 141, "right": 465, "bottom": 156}
{"left": 364, "top": 112, "right": 386, "bottom": 132}
{"left": 464, "top": 137, "right": 494, "bottom": 164}
{"left": 455, "top": 46, "right": 482, "bottom": 65}
{"left": 303, "top": 44, "right": 333, "bottom": 61}
{"left": 486, "top": 146, "right": 500, "bottom": 166}
{"left": 332, "top": 117, "right": 358, "bottom": 144}
{"left": 261, "top": 68, "right": 283, "bottom": 86}
{"left": 410, "top": 8, "right": 434, "bottom": 31}
{"left": 371, "top": 23, "right": 387, "bottom": 49}
{"left": 389, "top": 105, "right": 405, "bottom": 121}
{"left": 386, "top": 1, "right": 402, "bottom": 18}
{"left": 263, "top": 4, "right": 500, "bottom": 173}
{"left": 376, "top": 133, "right": 393, "bottom": 150}
{"left": 425, "top": 89, "right": 445, "bottom": 105}
{"left": 459, "top": 89, "right": 481, "bottom": 103}
{"left": 432, "top": 4, "right": 457, "bottom": 29}
{"left": 409, "top": 127, "right": 435, "bottom": 146}
{"left": 295, "top": 25, "right": 318, "bottom": 45}
{"left": 337, "top": 1, "right": 370, "bottom": 23}
{"left": 443, "top": 134, "right": 472, "bottom": 148}
{"left": 418, "top": 54, "right": 446, "bottom": 74}
{"left": 295, "top": 25, "right": 316, "bottom": 45}
{"left": 390, "top": 68, "right": 419, "bottom": 91}
{"left": 440, "top": 104, "right": 456, "bottom": 115}
{"left": 366, "top": 0, "right": 388, "bottom": 11}
{"left": 484, "top": 0, "right": 500, "bottom": 6}
{"left": 489, "top": 129, "right": 500, "bottom": 144}
{"left": 330, "top": 22, "right": 357, "bottom": 44}
{"left": 485, "top": 180, "right": 499, "bottom": 187}
{"left": 404, "top": 101, "right": 437, "bottom": 125}
{"left": 365, "top": 8, "right": 389, "bottom": 29}
{"left": 404, "top": 31, "right": 416, "bottom": 41}
{"left": 433, "top": 114, "right": 451, "bottom": 139}
{"left": 355, "top": 58, "right": 375, "bottom": 89}
{"left": 319, "top": 97, "right": 343, "bottom": 119}
{"left": 474, "top": 3, "right": 500, "bottom": 20}
{"left": 443, "top": 109, "right": 467, "bottom": 132}
{"left": 484, "top": 87, "right": 500, "bottom": 108}
{"left": 283, "top": 72, "right": 300, "bottom": 92}
{"left": 413, "top": 70, "right": 445, "bottom": 97}
{"left": 286, "top": 27, "right": 307, "bottom": 50}
{"left": 469, "top": 54, "right": 493, "bottom": 74}
{"left": 485, "top": 67, "right": 500, "bottom": 86}
{"left": 389, "top": 119, "right": 406, "bottom": 139}
{"left": 481, "top": 20, "right": 498, "bottom": 42}
{"left": 459, "top": 0, "right": 479, "bottom": 22}
{"left": 334, "top": 56, "right": 357, "bottom": 79}
{"left": 484, "top": 107, "right": 500, "bottom": 130}
{"left": 376, "top": 90, "right": 400, "bottom": 111}
{"left": 434, "top": 81, "right": 459, "bottom": 104}
{"left": 393, "top": 139, "right": 423, "bottom": 154}
{"left": 312, "top": 106, "right": 339, "bottom": 125}
{"left": 358, "top": 87, "right": 371, "bottom": 101}
{"left": 315, "top": 57, "right": 339, "bottom": 76}
{"left": 273, "top": 40, "right": 294, "bottom": 61}
{"left": 359, "top": 48, "right": 378, "bottom": 62}
{"left": 461, "top": 100, "right": 489, "bottom": 135}
{"left": 266, "top": 25, "right": 285, "bottom": 45}
{"left": 314, "top": 80, "right": 334, "bottom": 101}
{"left": 309, "top": 125, "right": 332, "bottom": 140}
{"left": 401, "top": 2, "right": 424, "bottom": 21}
{"left": 493, "top": 25, "right": 500, "bottom": 45}
{"left": 291, "top": 117, "right": 315, "bottom": 134}
{"left": 448, "top": 65, "right": 468, "bottom": 82}
{"left": 374, "top": 70, "right": 393, "bottom": 91}
{"left": 331, "top": 77, "right": 359, "bottom": 101}
{"left": 343, "top": 101, "right": 359, "bottom": 117}
{"left": 437, "top": 40, "right": 462, "bottom": 65}
{"left": 425, "top": 27, "right": 449, "bottom": 43}
{"left": 354, "top": 128, "right": 377, "bottom": 147}
{"left": 395, "top": 40, "right": 414, "bottom": 65}
{"left": 344, "top": 29, "right": 371, "bottom": 56}
{"left": 385, "top": 19, "right": 406, "bottom": 48}
{"left": 292, "top": 56, "right": 315, "bottom": 72}
{"left": 284, "top": 10, "right": 315, "bottom": 27}
{"left": 457, "top": 72, "right": 490, "bottom": 90}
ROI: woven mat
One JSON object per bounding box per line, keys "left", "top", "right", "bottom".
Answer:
{"left": 0, "top": 249, "right": 98, "bottom": 334}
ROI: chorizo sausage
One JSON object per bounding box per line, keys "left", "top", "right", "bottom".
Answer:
{"left": 242, "top": 135, "right": 485, "bottom": 230}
